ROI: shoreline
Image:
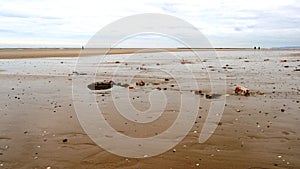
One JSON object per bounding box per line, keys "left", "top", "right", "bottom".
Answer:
{"left": 0, "top": 48, "right": 280, "bottom": 59}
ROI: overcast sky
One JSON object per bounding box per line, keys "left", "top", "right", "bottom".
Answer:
{"left": 0, "top": 0, "right": 299, "bottom": 48}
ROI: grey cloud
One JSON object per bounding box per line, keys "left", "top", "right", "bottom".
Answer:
{"left": 234, "top": 27, "right": 242, "bottom": 31}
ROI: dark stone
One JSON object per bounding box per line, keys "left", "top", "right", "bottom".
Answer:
{"left": 62, "top": 138, "right": 68, "bottom": 143}
{"left": 88, "top": 81, "right": 114, "bottom": 90}
{"left": 194, "top": 90, "right": 202, "bottom": 95}
{"left": 119, "top": 83, "right": 129, "bottom": 88}
{"left": 136, "top": 80, "right": 145, "bottom": 86}
{"left": 205, "top": 93, "right": 222, "bottom": 99}
{"left": 73, "top": 71, "right": 87, "bottom": 75}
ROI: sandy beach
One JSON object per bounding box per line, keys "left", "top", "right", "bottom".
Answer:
{"left": 0, "top": 48, "right": 257, "bottom": 59}
{"left": 0, "top": 48, "right": 299, "bottom": 169}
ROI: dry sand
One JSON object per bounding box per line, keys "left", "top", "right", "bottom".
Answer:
{"left": 0, "top": 49, "right": 299, "bottom": 169}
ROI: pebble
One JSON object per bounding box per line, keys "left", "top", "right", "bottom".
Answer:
{"left": 0, "top": 164, "right": 3, "bottom": 167}
{"left": 196, "top": 163, "right": 200, "bottom": 167}
{"left": 46, "top": 167, "right": 51, "bottom": 169}
{"left": 172, "top": 149, "right": 176, "bottom": 152}
{"left": 62, "top": 138, "right": 68, "bottom": 143}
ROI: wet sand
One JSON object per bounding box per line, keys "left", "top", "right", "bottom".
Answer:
{"left": 0, "top": 48, "right": 259, "bottom": 59}
{"left": 0, "top": 49, "right": 299, "bottom": 168}
{"left": 0, "top": 48, "right": 209, "bottom": 59}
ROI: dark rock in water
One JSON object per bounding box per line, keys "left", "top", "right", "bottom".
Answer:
{"left": 88, "top": 81, "right": 114, "bottom": 90}
{"left": 205, "top": 93, "right": 222, "bottom": 99}
{"left": 283, "top": 65, "right": 289, "bottom": 68}
{"left": 294, "top": 68, "right": 300, "bottom": 71}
